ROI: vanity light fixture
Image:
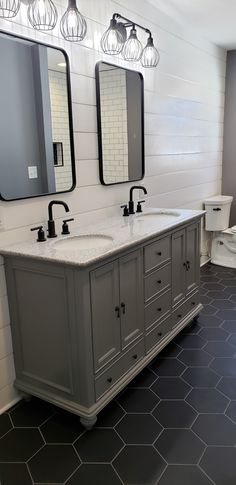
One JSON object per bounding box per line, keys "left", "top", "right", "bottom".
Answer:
{"left": 0, "top": 0, "right": 21, "bottom": 18}
{"left": 60, "top": 0, "right": 87, "bottom": 42}
{"left": 101, "top": 13, "right": 160, "bottom": 68}
{"left": 0, "top": 0, "right": 87, "bottom": 42}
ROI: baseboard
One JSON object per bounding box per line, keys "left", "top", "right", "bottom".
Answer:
{"left": 0, "top": 396, "right": 21, "bottom": 415}
{"left": 200, "top": 256, "right": 211, "bottom": 267}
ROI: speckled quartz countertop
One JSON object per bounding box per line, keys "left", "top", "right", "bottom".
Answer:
{"left": 0, "top": 208, "right": 205, "bottom": 267}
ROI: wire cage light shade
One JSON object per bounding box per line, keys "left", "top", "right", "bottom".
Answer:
{"left": 0, "top": 0, "right": 20, "bottom": 18}
{"left": 60, "top": 0, "right": 87, "bottom": 42}
{"left": 28, "top": 0, "right": 57, "bottom": 31}
{"left": 100, "top": 17, "right": 124, "bottom": 55}
{"left": 122, "top": 26, "right": 143, "bottom": 62}
{"left": 141, "top": 35, "right": 160, "bottom": 67}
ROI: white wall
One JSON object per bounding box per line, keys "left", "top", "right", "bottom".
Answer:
{"left": 0, "top": 0, "right": 226, "bottom": 412}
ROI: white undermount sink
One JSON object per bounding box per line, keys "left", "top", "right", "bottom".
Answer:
{"left": 53, "top": 234, "right": 114, "bottom": 251}
{"left": 136, "top": 210, "right": 181, "bottom": 223}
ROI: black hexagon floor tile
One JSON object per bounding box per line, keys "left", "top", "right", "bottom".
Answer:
{"left": 116, "top": 413, "right": 162, "bottom": 444}
{"left": 0, "top": 463, "right": 32, "bottom": 485}
{"left": 181, "top": 321, "right": 201, "bottom": 335}
{"left": 41, "top": 411, "right": 84, "bottom": 443}
{"left": 178, "top": 349, "right": 212, "bottom": 366}
{"left": 201, "top": 305, "right": 217, "bottom": 315}
{"left": 200, "top": 447, "right": 236, "bottom": 485}
{"left": 151, "top": 377, "right": 191, "bottom": 399}
{"left": 228, "top": 334, "right": 236, "bottom": 347}
{"left": 192, "top": 414, "right": 236, "bottom": 445}
{"left": 199, "top": 327, "right": 229, "bottom": 341}
{"left": 10, "top": 397, "right": 54, "bottom": 427}
{"left": 217, "top": 377, "right": 236, "bottom": 398}
{"left": 186, "top": 388, "right": 229, "bottom": 413}
{"left": 157, "top": 465, "right": 213, "bottom": 485}
{"left": 197, "top": 314, "right": 222, "bottom": 327}
{"left": 113, "top": 445, "right": 166, "bottom": 485}
{"left": 222, "top": 320, "right": 236, "bottom": 332}
{"left": 0, "top": 414, "right": 12, "bottom": 439}
{"left": 182, "top": 366, "right": 220, "bottom": 387}
{"left": 217, "top": 309, "right": 236, "bottom": 320}
{"left": 96, "top": 401, "right": 125, "bottom": 428}
{"left": 74, "top": 429, "right": 123, "bottom": 462}
{"left": 157, "top": 341, "right": 182, "bottom": 358}
{"left": 154, "top": 429, "right": 205, "bottom": 464}
{"left": 210, "top": 357, "right": 236, "bottom": 377}
{"left": 150, "top": 357, "right": 186, "bottom": 376}
{"left": 174, "top": 334, "right": 206, "bottom": 349}
{"left": 153, "top": 400, "right": 197, "bottom": 428}
{"left": 65, "top": 464, "right": 122, "bottom": 485}
{"left": 28, "top": 444, "right": 80, "bottom": 484}
{"left": 207, "top": 290, "right": 231, "bottom": 300}
{"left": 204, "top": 340, "right": 236, "bottom": 357}
{"left": 117, "top": 388, "right": 159, "bottom": 413}
{"left": 212, "top": 299, "right": 235, "bottom": 309}
{"left": 0, "top": 428, "right": 43, "bottom": 462}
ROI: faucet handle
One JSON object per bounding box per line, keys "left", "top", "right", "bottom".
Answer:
{"left": 30, "top": 226, "right": 46, "bottom": 242}
{"left": 62, "top": 218, "right": 74, "bottom": 235}
{"left": 136, "top": 200, "right": 145, "bottom": 213}
{"left": 120, "top": 205, "right": 129, "bottom": 217}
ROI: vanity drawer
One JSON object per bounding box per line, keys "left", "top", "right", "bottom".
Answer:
{"left": 145, "top": 290, "right": 171, "bottom": 330}
{"left": 144, "top": 236, "right": 171, "bottom": 273}
{"left": 172, "top": 292, "right": 199, "bottom": 329}
{"left": 95, "top": 339, "right": 144, "bottom": 401}
{"left": 144, "top": 263, "right": 171, "bottom": 303}
{"left": 146, "top": 315, "right": 173, "bottom": 353}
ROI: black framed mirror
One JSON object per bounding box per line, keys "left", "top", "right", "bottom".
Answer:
{"left": 95, "top": 61, "right": 144, "bottom": 185}
{"left": 0, "top": 31, "right": 76, "bottom": 201}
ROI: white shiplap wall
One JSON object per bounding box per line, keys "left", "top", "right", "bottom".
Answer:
{"left": 0, "top": 0, "right": 226, "bottom": 412}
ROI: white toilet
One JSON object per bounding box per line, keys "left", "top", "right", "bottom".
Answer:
{"left": 204, "top": 195, "right": 236, "bottom": 268}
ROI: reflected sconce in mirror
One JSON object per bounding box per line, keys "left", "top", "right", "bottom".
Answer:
{"left": 0, "top": 0, "right": 87, "bottom": 42}
{"left": 101, "top": 13, "right": 160, "bottom": 68}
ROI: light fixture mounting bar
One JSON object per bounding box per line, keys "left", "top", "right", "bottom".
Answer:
{"left": 112, "top": 13, "right": 151, "bottom": 36}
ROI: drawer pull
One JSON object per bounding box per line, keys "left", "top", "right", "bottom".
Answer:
{"left": 121, "top": 302, "right": 126, "bottom": 314}
{"left": 132, "top": 354, "right": 138, "bottom": 360}
{"left": 158, "top": 332, "right": 163, "bottom": 337}
{"left": 177, "top": 314, "right": 182, "bottom": 319}
{"left": 192, "top": 301, "right": 196, "bottom": 306}
{"left": 115, "top": 306, "right": 120, "bottom": 318}
{"left": 157, "top": 307, "right": 162, "bottom": 312}
{"left": 107, "top": 377, "right": 113, "bottom": 383}
{"left": 157, "top": 280, "right": 162, "bottom": 284}
{"left": 156, "top": 251, "right": 162, "bottom": 256}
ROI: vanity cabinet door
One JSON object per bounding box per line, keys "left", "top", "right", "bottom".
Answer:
{"left": 119, "top": 250, "right": 144, "bottom": 350}
{"left": 186, "top": 223, "right": 200, "bottom": 295}
{"left": 90, "top": 262, "right": 121, "bottom": 373}
{"left": 172, "top": 229, "right": 186, "bottom": 307}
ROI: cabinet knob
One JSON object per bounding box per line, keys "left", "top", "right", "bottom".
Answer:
{"left": 115, "top": 306, "right": 120, "bottom": 318}
{"left": 132, "top": 354, "right": 138, "bottom": 360}
{"left": 177, "top": 314, "right": 182, "bottom": 319}
{"left": 107, "top": 377, "right": 113, "bottom": 383}
{"left": 157, "top": 280, "right": 162, "bottom": 284}
{"left": 156, "top": 251, "right": 162, "bottom": 256}
{"left": 158, "top": 332, "right": 162, "bottom": 337}
{"left": 157, "top": 308, "right": 162, "bottom": 312}
{"left": 121, "top": 302, "right": 126, "bottom": 314}
{"left": 192, "top": 301, "right": 195, "bottom": 306}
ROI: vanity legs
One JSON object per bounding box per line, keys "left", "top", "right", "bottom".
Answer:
{"left": 80, "top": 415, "right": 97, "bottom": 430}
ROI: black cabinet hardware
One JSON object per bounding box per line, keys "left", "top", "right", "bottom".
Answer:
{"left": 30, "top": 226, "right": 46, "bottom": 242}
{"left": 62, "top": 218, "right": 74, "bottom": 235}
{"left": 115, "top": 306, "right": 120, "bottom": 318}
{"left": 158, "top": 332, "right": 162, "bottom": 337}
{"left": 107, "top": 377, "right": 113, "bottom": 383}
{"left": 121, "top": 302, "right": 126, "bottom": 314}
{"left": 177, "top": 314, "right": 182, "bottom": 319}
{"left": 157, "top": 279, "right": 162, "bottom": 284}
{"left": 133, "top": 354, "right": 138, "bottom": 359}
{"left": 213, "top": 207, "right": 221, "bottom": 211}
{"left": 156, "top": 251, "right": 162, "bottom": 256}
{"left": 157, "top": 307, "right": 162, "bottom": 312}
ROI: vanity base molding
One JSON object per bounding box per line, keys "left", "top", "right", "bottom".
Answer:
{"left": 4, "top": 217, "right": 203, "bottom": 429}
{"left": 14, "top": 303, "right": 202, "bottom": 428}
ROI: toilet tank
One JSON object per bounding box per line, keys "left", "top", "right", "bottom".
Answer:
{"left": 204, "top": 195, "right": 233, "bottom": 231}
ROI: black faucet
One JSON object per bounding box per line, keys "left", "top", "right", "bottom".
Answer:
{"left": 129, "top": 186, "right": 147, "bottom": 214}
{"left": 47, "top": 200, "right": 70, "bottom": 238}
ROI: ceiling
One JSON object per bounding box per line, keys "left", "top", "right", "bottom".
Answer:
{"left": 148, "top": 0, "right": 236, "bottom": 49}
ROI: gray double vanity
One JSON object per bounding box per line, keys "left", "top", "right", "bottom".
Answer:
{"left": 1, "top": 208, "right": 203, "bottom": 428}
{"left": 0, "top": 30, "right": 204, "bottom": 428}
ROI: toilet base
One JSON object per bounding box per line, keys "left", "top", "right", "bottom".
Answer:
{"left": 211, "top": 230, "right": 236, "bottom": 269}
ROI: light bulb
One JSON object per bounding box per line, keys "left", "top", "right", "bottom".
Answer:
{"left": 122, "top": 26, "right": 143, "bottom": 62}
{"left": 60, "top": 0, "right": 87, "bottom": 42}
{"left": 28, "top": 0, "right": 57, "bottom": 30}
{"left": 0, "top": 0, "right": 20, "bottom": 18}
{"left": 141, "top": 35, "right": 160, "bottom": 68}
{"left": 100, "top": 18, "right": 124, "bottom": 55}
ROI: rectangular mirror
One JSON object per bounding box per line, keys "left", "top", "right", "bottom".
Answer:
{"left": 96, "top": 62, "right": 144, "bottom": 185}
{"left": 0, "top": 32, "right": 75, "bottom": 201}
